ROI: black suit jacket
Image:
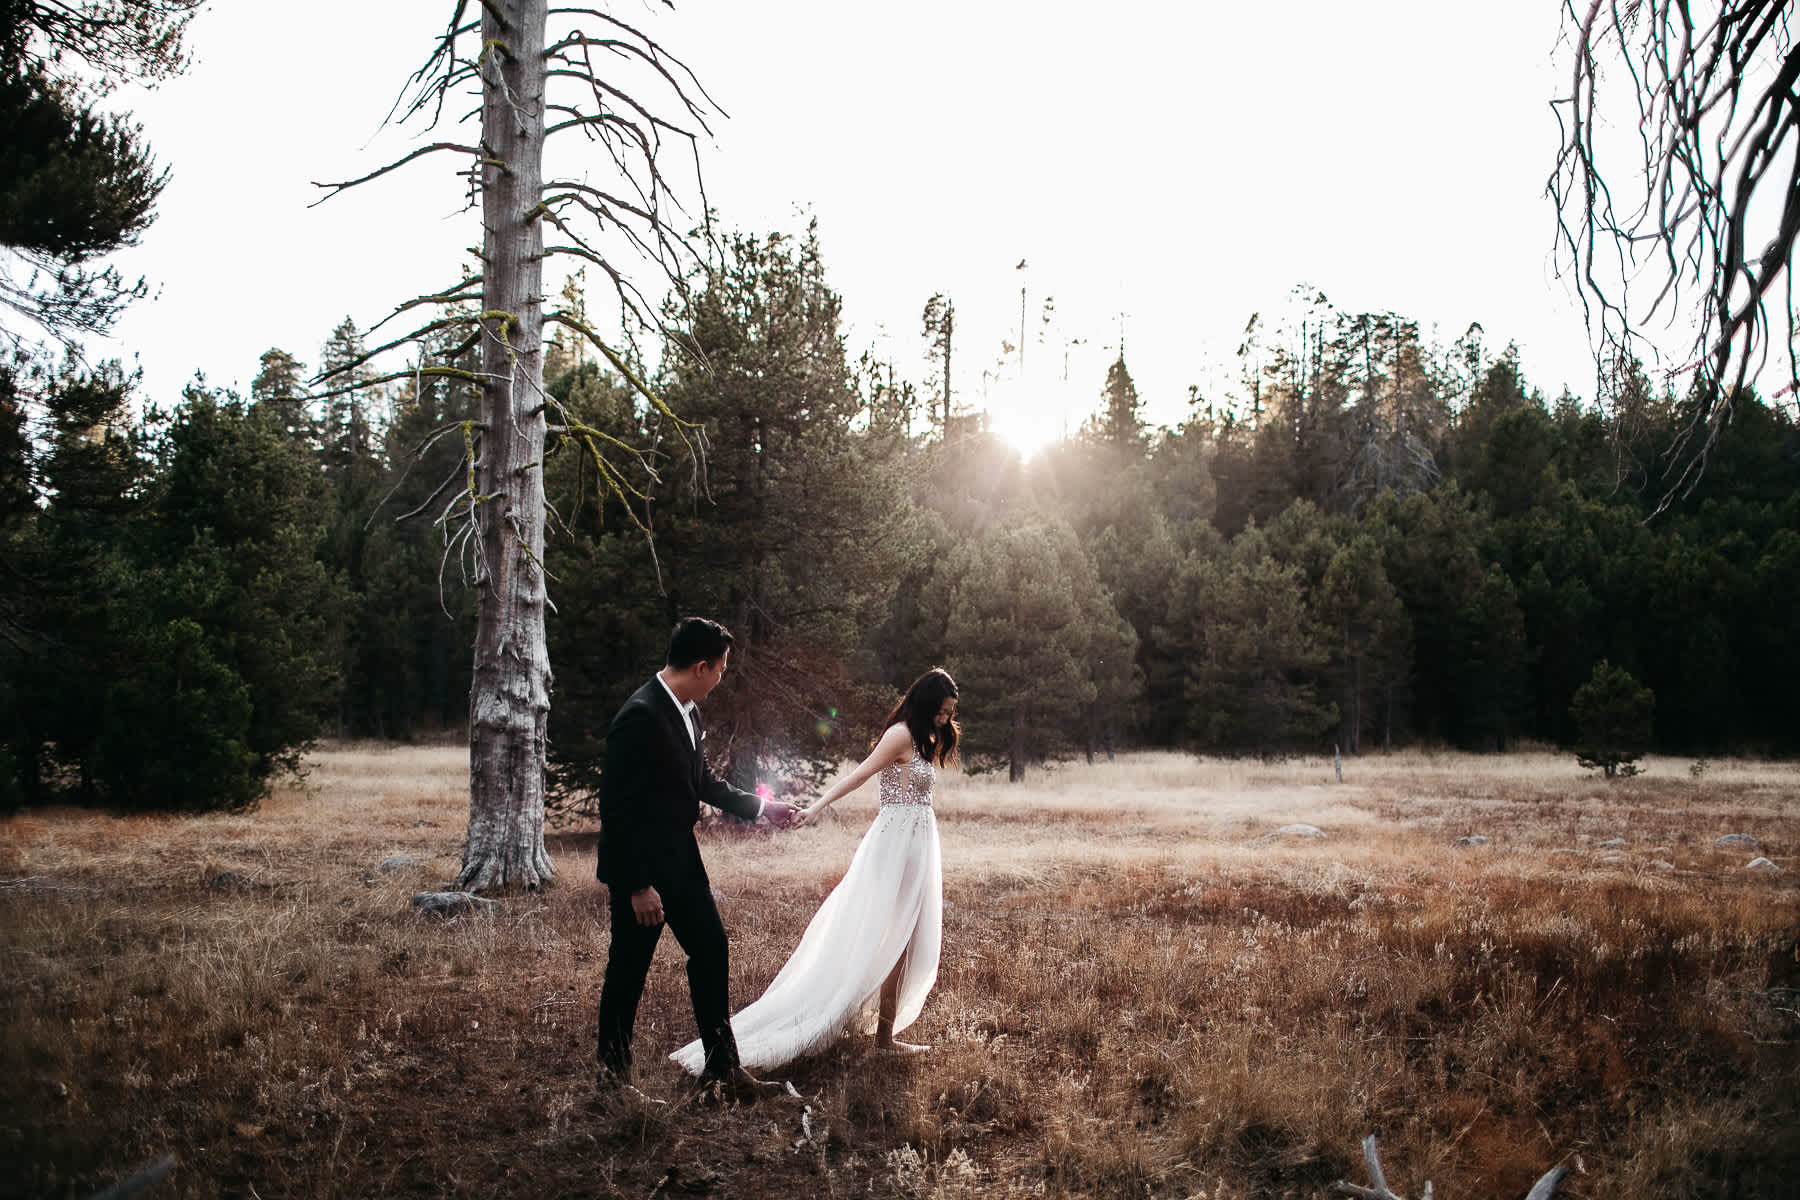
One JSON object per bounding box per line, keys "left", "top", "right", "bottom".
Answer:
{"left": 595, "top": 678, "right": 762, "bottom": 893}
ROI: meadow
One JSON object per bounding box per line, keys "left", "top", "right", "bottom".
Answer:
{"left": 1, "top": 745, "right": 1795, "bottom": 1199}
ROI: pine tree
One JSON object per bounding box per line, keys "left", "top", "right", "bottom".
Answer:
{"left": 251, "top": 348, "right": 315, "bottom": 446}
{"left": 1080, "top": 594, "right": 1140, "bottom": 762}
{"left": 546, "top": 228, "right": 919, "bottom": 804}
{"left": 1643, "top": 536, "right": 1736, "bottom": 752}
{"left": 1148, "top": 401, "right": 1219, "bottom": 527}
{"left": 1570, "top": 660, "right": 1654, "bottom": 778}
{"left": 7, "top": 363, "right": 145, "bottom": 802}
{"left": 317, "top": 319, "right": 380, "bottom": 487}
{"left": 366, "top": 329, "right": 481, "bottom": 735}
{"left": 921, "top": 293, "right": 956, "bottom": 438}
{"left": 1163, "top": 540, "right": 1335, "bottom": 755}
{"left": 0, "top": 364, "right": 32, "bottom": 740}
{"left": 1447, "top": 348, "right": 1530, "bottom": 476}
{"left": 0, "top": 0, "right": 199, "bottom": 347}
{"left": 1744, "top": 529, "right": 1800, "bottom": 753}
{"left": 1085, "top": 354, "right": 1146, "bottom": 459}
{"left": 1318, "top": 534, "right": 1411, "bottom": 753}
{"left": 145, "top": 388, "right": 346, "bottom": 785}
{"left": 1454, "top": 564, "right": 1532, "bottom": 751}
{"left": 3, "top": 368, "right": 339, "bottom": 810}
{"left": 0, "top": 360, "right": 28, "bottom": 522}
{"left": 311, "top": 319, "right": 392, "bottom": 737}
{"left": 541, "top": 361, "right": 664, "bottom": 807}
{"left": 1367, "top": 485, "right": 1491, "bottom": 745}
{"left": 1470, "top": 405, "right": 1558, "bottom": 519}
{"left": 1086, "top": 507, "right": 1184, "bottom": 745}
{"left": 933, "top": 519, "right": 1100, "bottom": 780}
{"left": 543, "top": 268, "right": 591, "bottom": 382}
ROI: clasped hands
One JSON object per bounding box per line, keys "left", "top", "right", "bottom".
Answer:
{"left": 760, "top": 797, "right": 825, "bottom": 828}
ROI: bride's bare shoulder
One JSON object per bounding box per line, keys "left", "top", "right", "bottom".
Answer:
{"left": 876, "top": 722, "right": 914, "bottom": 762}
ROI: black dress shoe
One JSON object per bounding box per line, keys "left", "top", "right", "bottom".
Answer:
{"left": 691, "top": 1065, "right": 785, "bottom": 1105}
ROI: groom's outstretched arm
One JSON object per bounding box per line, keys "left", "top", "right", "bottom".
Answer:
{"left": 699, "top": 767, "right": 764, "bottom": 823}
{"left": 697, "top": 755, "right": 799, "bottom": 824}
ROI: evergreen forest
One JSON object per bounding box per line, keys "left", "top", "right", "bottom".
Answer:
{"left": 7, "top": 226, "right": 1792, "bottom": 816}
{"left": 4, "top": 227, "right": 1798, "bottom": 813}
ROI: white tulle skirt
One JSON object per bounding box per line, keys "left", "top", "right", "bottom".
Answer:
{"left": 672, "top": 803, "right": 942, "bottom": 1074}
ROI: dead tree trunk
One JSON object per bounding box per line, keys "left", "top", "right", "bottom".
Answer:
{"left": 941, "top": 301, "right": 952, "bottom": 433}
{"left": 457, "top": 0, "right": 555, "bottom": 892}
{"left": 314, "top": 2, "right": 719, "bottom": 893}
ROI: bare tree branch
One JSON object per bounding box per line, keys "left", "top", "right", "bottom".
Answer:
{"left": 1551, "top": 0, "right": 1799, "bottom": 499}
{"left": 310, "top": 142, "right": 486, "bottom": 206}
{"left": 1332, "top": 1134, "right": 1566, "bottom": 1200}
{"left": 363, "top": 277, "right": 485, "bottom": 340}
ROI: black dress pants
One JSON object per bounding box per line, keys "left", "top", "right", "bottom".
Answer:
{"left": 597, "top": 880, "right": 740, "bottom": 1079}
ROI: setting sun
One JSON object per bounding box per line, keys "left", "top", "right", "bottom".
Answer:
{"left": 981, "top": 375, "right": 1083, "bottom": 459}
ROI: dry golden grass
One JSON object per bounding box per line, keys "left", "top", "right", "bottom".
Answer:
{"left": 2, "top": 745, "right": 1796, "bottom": 1198}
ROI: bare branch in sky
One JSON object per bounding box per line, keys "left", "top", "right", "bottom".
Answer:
{"left": 1551, "top": 0, "right": 1799, "bottom": 498}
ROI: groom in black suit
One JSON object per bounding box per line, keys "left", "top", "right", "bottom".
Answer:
{"left": 595, "top": 617, "right": 797, "bottom": 1101}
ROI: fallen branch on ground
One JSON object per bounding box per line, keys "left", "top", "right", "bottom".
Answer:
{"left": 1331, "top": 1134, "right": 1567, "bottom": 1200}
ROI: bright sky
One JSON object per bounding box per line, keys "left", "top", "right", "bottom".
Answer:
{"left": 103, "top": 1, "right": 1603, "bottom": 455}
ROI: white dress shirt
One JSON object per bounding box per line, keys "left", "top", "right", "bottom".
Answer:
{"left": 656, "top": 672, "right": 700, "bottom": 748}
{"left": 656, "top": 671, "right": 764, "bottom": 818}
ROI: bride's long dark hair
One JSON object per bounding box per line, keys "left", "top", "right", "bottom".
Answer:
{"left": 883, "top": 667, "right": 960, "bottom": 767}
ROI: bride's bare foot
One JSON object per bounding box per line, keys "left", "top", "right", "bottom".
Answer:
{"left": 876, "top": 1039, "right": 930, "bottom": 1055}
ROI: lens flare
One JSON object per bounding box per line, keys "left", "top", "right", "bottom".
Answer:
{"left": 755, "top": 781, "right": 773, "bottom": 803}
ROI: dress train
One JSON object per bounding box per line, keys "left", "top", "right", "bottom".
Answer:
{"left": 671, "top": 756, "right": 942, "bottom": 1074}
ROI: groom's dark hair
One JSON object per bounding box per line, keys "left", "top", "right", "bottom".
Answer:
{"left": 667, "top": 617, "right": 734, "bottom": 669}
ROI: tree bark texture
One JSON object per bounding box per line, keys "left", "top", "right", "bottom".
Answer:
{"left": 458, "top": 0, "right": 555, "bottom": 891}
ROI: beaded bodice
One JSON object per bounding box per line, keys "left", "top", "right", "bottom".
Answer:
{"left": 877, "top": 756, "right": 935, "bottom": 807}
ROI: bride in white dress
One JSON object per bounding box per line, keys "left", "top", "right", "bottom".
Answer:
{"left": 671, "top": 669, "right": 959, "bottom": 1074}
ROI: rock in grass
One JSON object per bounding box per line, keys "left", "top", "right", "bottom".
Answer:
{"left": 1746, "top": 857, "right": 1781, "bottom": 873}
{"left": 373, "top": 856, "right": 427, "bottom": 875}
{"left": 1273, "top": 824, "right": 1326, "bottom": 839}
{"left": 1717, "top": 833, "right": 1762, "bottom": 849}
{"left": 411, "top": 891, "right": 504, "bottom": 918}
{"left": 1453, "top": 835, "right": 1490, "bottom": 848}
{"left": 1598, "top": 838, "right": 1627, "bottom": 848}
{"left": 205, "top": 871, "right": 258, "bottom": 894}
{"left": 1650, "top": 860, "right": 1675, "bottom": 871}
